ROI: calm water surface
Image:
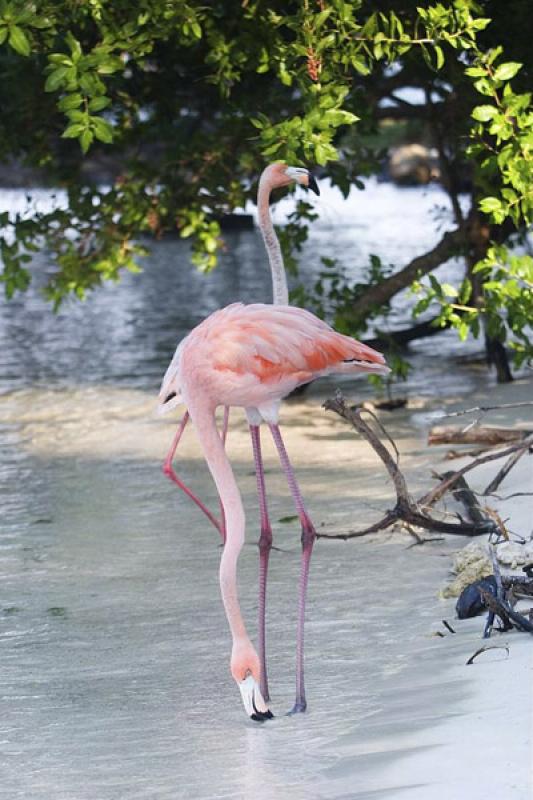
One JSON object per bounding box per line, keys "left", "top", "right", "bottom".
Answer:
{"left": 0, "top": 181, "right": 493, "bottom": 799}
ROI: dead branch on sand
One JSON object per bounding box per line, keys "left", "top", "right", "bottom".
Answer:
{"left": 428, "top": 425, "right": 531, "bottom": 447}
{"left": 479, "top": 587, "right": 533, "bottom": 635}
{"left": 320, "top": 392, "right": 532, "bottom": 542}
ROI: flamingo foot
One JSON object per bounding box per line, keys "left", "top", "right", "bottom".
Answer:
{"left": 238, "top": 675, "right": 274, "bottom": 722}
{"left": 287, "top": 699, "right": 307, "bottom": 716}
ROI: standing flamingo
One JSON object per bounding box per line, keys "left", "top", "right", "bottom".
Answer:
{"left": 159, "top": 164, "right": 389, "bottom": 720}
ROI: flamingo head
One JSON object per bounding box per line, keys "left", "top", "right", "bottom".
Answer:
{"left": 238, "top": 675, "right": 273, "bottom": 722}
{"left": 264, "top": 163, "right": 320, "bottom": 195}
{"left": 231, "top": 642, "right": 273, "bottom": 721}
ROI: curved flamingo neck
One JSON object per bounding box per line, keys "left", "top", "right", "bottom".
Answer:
{"left": 257, "top": 171, "right": 289, "bottom": 306}
{"left": 187, "top": 399, "right": 249, "bottom": 644}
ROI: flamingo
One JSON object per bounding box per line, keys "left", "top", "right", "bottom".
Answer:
{"left": 159, "top": 163, "right": 389, "bottom": 720}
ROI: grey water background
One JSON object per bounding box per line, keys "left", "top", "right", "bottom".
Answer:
{"left": 0, "top": 180, "right": 491, "bottom": 799}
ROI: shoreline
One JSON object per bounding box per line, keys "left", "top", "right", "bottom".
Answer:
{"left": 339, "top": 374, "right": 532, "bottom": 799}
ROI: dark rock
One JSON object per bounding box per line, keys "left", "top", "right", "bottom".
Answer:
{"left": 456, "top": 575, "right": 497, "bottom": 619}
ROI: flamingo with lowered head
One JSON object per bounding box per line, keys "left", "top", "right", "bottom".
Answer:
{"left": 159, "top": 163, "right": 389, "bottom": 720}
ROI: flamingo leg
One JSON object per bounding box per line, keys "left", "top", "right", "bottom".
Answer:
{"left": 163, "top": 410, "right": 222, "bottom": 537}
{"left": 268, "top": 423, "right": 316, "bottom": 714}
{"left": 250, "top": 424, "right": 273, "bottom": 703}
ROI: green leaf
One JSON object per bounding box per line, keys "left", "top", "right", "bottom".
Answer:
{"left": 58, "top": 93, "right": 83, "bottom": 111}
{"left": 91, "top": 117, "right": 113, "bottom": 143}
{"left": 351, "top": 55, "right": 370, "bottom": 75}
{"left": 62, "top": 122, "right": 85, "bottom": 138}
{"left": 493, "top": 62, "right": 522, "bottom": 82}
{"left": 471, "top": 105, "right": 498, "bottom": 122}
{"left": 45, "top": 67, "right": 69, "bottom": 92}
{"left": 479, "top": 196, "right": 502, "bottom": 213}
{"left": 96, "top": 57, "right": 123, "bottom": 75}
{"left": 314, "top": 8, "right": 332, "bottom": 29}
{"left": 0, "top": 26, "right": 7, "bottom": 46}
{"left": 88, "top": 95, "right": 111, "bottom": 111}
{"left": 8, "top": 25, "right": 30, "bottom": 57}
{"left": 66, "top": 32, "right": 82, "bottom": 61}
{"left": 434, "top": 45, "right": 444, "bottom": 70}
{"left": 441, "top": 283, "right": 459, "bottom": 297}
{"left": 465, "top": 66, "right": 486, "bottom": 78}
{"left": 458, "top": 321, "right": 469, "bottom": 341}
{"left": 80, "top": 129, "right": 93, "bottom": 153}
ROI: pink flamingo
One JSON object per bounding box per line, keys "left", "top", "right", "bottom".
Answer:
{"left": 159, "top": 164, "right": 389, "bottom": 720}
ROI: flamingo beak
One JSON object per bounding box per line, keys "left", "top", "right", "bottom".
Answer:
{"left": 308, "top": 174, "right": 320, "bottom": 196}
{"left": 238, "top": 675, "right": 273, "bottom": 722}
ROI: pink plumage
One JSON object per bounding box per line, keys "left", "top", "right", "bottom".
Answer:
{"left": 159, "top": 302, "right": 388, "bottom": 419}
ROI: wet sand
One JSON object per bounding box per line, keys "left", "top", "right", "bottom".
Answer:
{"left": 0, "top": 375, "right": 532, "bottom": 799}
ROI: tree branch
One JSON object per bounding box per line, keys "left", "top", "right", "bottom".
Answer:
{"left": 363, "top": 315, "right": 450, "bottom": 350}
{"left": 351, "top": 224, "right": 468, "bottom": 320}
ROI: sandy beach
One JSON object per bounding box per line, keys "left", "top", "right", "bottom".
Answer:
{"left": 0, "top": 371, "right": 532, "bottom": 799}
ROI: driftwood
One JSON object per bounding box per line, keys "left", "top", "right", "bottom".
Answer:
{"left": 466, "top": 645, "right": 510, "bottom": 665}
{"left": 321, "top": 392, "right": 533, "bottom": 542}
{"left": 479, "top": 588, "right": 533, "bottom": 635}
{"left": 419, "top": 433, "right": 533, "bottom": 508}
{"left": 428, "top": 425, "right": 530, "bottom": 447}
{"left": 437, "top": 471, "right": 488, "bottom": 526}
{"left": 483, "top": 442, "right": 532, "bottom": 495}
{"left": 321, "top": 393, "right": 499, "bottom": 540}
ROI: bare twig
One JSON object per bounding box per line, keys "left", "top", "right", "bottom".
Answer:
{"left": 436, "top": 401, "right": 533, "bottom": 420}
{"left": 466, "top": 645, "right": 509, "bottom": 665}
{"left": 442, "top": 620, "right": 456, "bottom": 634}
{"left": 483, "top": 441, "right": 532, "bottom": 495}
{"left": 359, "top": 406, "right": 400, "bottom": 464}
{"left": 419, "top": 433, "right": 533, "bottom": 508}
{"left": 482, "top": 491, "right": 533, "bottom": 502}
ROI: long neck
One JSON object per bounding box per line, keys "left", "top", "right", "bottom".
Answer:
{"left": 188, "top": 400, "right": 249, "bottom": 644}
{"left": 257, "top": 173, "right": 289, "bottom": 305}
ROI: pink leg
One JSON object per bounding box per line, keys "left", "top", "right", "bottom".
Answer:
{"left": 250, "top": 424, "right": 272, "bottom": 703}
{"left": 163, "top": 411, "right": 222, "bottom": 536}
{"left": 269, "top": 423, "right": 316, "bottom": 714}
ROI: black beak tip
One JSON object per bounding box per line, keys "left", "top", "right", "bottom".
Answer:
{"left": 308, "top": 174, "right": 320, "bottom": 196}
{"left": 250, "top": 709, "right": 274, "bottom": 722}
{"left": 250, "top": 688, "right": 274, "bottom": 721}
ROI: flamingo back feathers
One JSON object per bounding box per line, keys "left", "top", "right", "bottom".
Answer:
{"left": 166, "top": 303, "right": 388, "bottom": 413}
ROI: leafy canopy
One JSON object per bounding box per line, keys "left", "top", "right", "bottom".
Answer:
{"left": 0, "top": 0, "right": 531, "bottom": 366}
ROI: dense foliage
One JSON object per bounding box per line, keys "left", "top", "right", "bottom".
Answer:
{"left": 0, "top": 1, "right": 531, "bottom": 377}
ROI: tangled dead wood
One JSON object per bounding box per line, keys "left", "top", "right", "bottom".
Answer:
{"left": 320, "top": 392, "right": 532, "bottom": 542}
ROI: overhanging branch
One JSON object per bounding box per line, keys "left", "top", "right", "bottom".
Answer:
{"left": 351, "top": 223, "right": 468, "bottom": 320}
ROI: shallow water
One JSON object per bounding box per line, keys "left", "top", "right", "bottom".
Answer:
{"left": 0, "top": 181, "right": 503, "bottom": 798}
{"left": 0, "top": 441, "right": 464, "bottom": 799}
